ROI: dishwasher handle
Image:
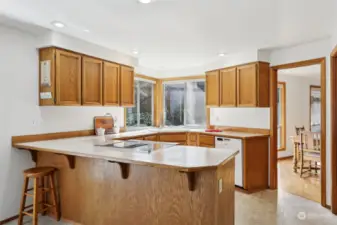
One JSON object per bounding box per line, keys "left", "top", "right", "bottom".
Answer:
{"left": 216, "top": 137, "right": 231, "bottom": 142}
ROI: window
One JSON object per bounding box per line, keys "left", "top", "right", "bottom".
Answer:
{"left": 126, "top": 80, "right": 154, "bottom": 127}
{"left": 164, "top": 80, "right": 206, "bottom": 126}
{"left": 310, "top": 85, "right": 321, "bottom": 132}
{"left": 277, "top": 82, "right": 286, "bottom": 150}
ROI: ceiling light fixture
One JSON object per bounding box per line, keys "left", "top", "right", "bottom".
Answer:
{"left": 218, "top": 53, "right": 226, "bottom": 57}
{"left": 132, "top": 50, "right": 139, "bottom": 55}
{"left": 51, "top": 21, "right": 65, "bottom": 28}
{"left": 83, "top": 29, "right": 90, "bottom": 32}
{"left": 138, "top": 0, "right": 152, "bottom": 4}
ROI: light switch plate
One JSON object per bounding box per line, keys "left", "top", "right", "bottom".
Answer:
{"left": 218, "top": 178, "right": 223, "bottom": 194}
{"left": 40, "top": 92, "right": 52, "bottom": 99}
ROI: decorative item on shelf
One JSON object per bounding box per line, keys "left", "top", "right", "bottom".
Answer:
{"left": 113, "top": 116, "right": 120, "bottom": 134}
{"left": 94, "top": 116, "right": 113, "bottom": 135}
{"left": 96, "top": 127, "right": 106, "bottom": 136}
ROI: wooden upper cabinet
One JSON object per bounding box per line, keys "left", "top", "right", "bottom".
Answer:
{"left": 55, "top": 50, "right": 82, "bottom": 105}
{"left": 103, "top": 62, "right": 120, "bottom": 106}
{"left": 237, "top": 64, "right": 257, "bottom": 107}
{"left": 220, "top": 68, "right": 237, "bottom": 107}
{"left": 120, "top": 66, "right": 134, "bottom": 106}
{"left": 206, "top": 70, "right": 220, "bottom": 107}
{"left": 82, "top": 57, "right": 103, "bottom": 105}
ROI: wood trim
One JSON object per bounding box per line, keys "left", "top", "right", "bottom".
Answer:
{"left": 270, "top": 57, "right": 327, "bottom": 207}
{"left": 331, "top": 50, "right": 337, "bottom": 214}
{"left": 277, "top": 156, "right": 293, "bottom": 161}
{"left": 309, "top": 85, "right": 321, "bottom": 131}
{"left": 12, "top": 130, "right": 95, "bottom": 144}
{"left": 135, "top": 74, "right": 159, "bottom": 82}
{"left": 161, "top": 75, "right": 205, "bottom": 82}
{"left": 277, "top": 82, "right": 286, "bottom": 151}
{"left": 0, "top": 210, "right": 33, "bottom": 225}
{"left": 206, "top": 61, "right": 270, "bottom": 73}
{"left": 270, "top": 68, "right": 278, "bottom": 189}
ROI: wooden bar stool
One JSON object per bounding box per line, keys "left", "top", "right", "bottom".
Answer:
{"left": 18, "top": 167, "right": 60, "bottom": 225}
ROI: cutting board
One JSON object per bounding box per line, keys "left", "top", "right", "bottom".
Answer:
{"left": 94, "top": 116, "right": 114, "bottom": 135}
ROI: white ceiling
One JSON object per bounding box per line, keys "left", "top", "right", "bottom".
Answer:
{"left": 0, "top": 0, "right": 335, "bottom": 70}
{"left": 278, "top": 65, "right": 321, "bottom": 78}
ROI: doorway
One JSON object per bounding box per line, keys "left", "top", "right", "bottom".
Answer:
{"left": 269, "top": 58, "right": 327, "bottom": 207}
{"left": 276, "top": 65, "right": 322, "bottom": 203}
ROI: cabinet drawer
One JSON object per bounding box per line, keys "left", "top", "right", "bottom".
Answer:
{"left": 159, "top": 133, "right": 187, "bottom": 142}
{"left": 199, "top": 134, "right": 215, "bottom": 147}
{"left": 144, "top": 135, "right": 157, "bottom": 141}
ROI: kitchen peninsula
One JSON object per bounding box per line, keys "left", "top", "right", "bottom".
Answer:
{"left": 13, "top": 135, "right": 238, "bottom": 225}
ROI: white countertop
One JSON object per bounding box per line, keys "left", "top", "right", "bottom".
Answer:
{"left": 14, "top": 136, "right": 239, "bottom": 172}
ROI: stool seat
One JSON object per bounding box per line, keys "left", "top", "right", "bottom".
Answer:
{"left": 24, "top": 167, "right": 56, "bottom": 177}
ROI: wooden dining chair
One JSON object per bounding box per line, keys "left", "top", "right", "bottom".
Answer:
{"left": 295, "top": 126, "right": 305, "bottom": 135}
{"left": 299, "top": 131, "right": 321, "bottom": 177}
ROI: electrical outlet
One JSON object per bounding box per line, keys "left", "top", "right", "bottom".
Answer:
{"left": 218, "top": 178, "right": 223, "bottom": 194}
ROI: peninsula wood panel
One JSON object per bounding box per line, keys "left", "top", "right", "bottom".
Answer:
{"left": 82, "top": 56, "right": 103, "bottom": 105}
{"left": 120, "top": 66, "right": 135, "bottom": 106}
{"left": 237, "top": 63, "right": 257, "bottom": 107}
{"left": 103, "top": 62, "right": 120, "bottom": 106}
{"left": 143, "top": 135, "right": 158, "bottom": 141}
{"left": 55, "top": 49, "right": 82, "bottom": 105}
{"left": 36, "top": 152, "right": 235, "bottom": 225}
{"left": 220, "top": 68, "right": 237, "bottom": 106}
{"left": 206, "top": 70, "right": 220, "bottom": 107}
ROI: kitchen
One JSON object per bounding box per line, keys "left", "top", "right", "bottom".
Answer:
{"left": 1, "top": 1, "right": 337, "bottom": 224}
{"left": 9, "top": 46, "right": 270, "bottom": 225}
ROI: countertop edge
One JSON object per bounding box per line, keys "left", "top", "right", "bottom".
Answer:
{"left": 14, "top": 143, "right": 239, "bottom": 172}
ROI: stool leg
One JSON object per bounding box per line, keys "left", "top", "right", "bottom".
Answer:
{"left": 33, "top": 177, "right": 39, "bottom": 225}
{"left": 18, "top": 177, "right": 29, "bottom": 225}
{"left": 49, "top": 173, "right": 60, "bottom": 221}
{"left": 39, "top": 176, "right": 46, "bottom": 216}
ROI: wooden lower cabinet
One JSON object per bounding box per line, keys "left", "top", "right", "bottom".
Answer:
{"left": 199, "top": 134, "right": 215, "bottom": 147}
{"left": 242, "top": 137, "right": 269, "bottom": 191}
{"left": 143, "top": 135, "right": 157, "bottom": 141}
{"left": 158, "top": 133, "right": 187, "bottom": 144}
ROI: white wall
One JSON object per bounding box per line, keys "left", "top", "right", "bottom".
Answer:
{"left": 0, "top": 24, "right": 125, "bottom": 220}
{"left": 277, "top": 74, "right": 320, "bottom": 158}
{"left": 210, "top": 108, "right": 270, "bottom": 129}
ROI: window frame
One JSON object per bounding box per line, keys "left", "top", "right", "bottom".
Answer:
{"left": 126, "top": 78, "right": 155, "bottom": 128}
{"left": 277, "top": 81, "right": 286, "bottom": 151}
{"left": 162, "top": 79, "right": 206, "bottom": 127}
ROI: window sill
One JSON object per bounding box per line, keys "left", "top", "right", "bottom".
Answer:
{"left": 278, "top": 147, "right": 286, "bottom": 151}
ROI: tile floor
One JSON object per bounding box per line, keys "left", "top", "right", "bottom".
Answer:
{"left": 7, "top": 190, "right": 337, "bottom": 225}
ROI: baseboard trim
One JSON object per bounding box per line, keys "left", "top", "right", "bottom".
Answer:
{"left": 278, "top": 156, "right": 293, "bottom": 161}
{"left": 0, "top": 210, "right": 33, "bottom": 225}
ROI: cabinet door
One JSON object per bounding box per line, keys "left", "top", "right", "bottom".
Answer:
{"left": 82, "top": 57, "right": 103, "bottom": 105}
{"left": 120, "top": 66, "right": 135, "bottom": 106}
{"left": 103, "top": 62, "right": 120, "bottom": 106}
{"left": 55, "top": 50, "right": 81, "bottom": 105}
{"left": 206, "top": 70, "right": 220, "bottom": 107}
{"left": 237, "top": 64, "right": 257, "bottom": 107}
{"left": 220, "top": 68, "right": 237, "bottom": 107}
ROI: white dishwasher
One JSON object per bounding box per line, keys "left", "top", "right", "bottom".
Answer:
{"left": 215, "top": 137, "right": 243, "bottom": 187}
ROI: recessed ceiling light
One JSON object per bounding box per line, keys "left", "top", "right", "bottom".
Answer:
{"left": 138, "top": 0, "right": 152, "bottom": 4}
{"left": 132, "top": 50, "right": 139, "bottom": 55}
{"left": 83, "top": 29, "right": 90, "bottom": 32}
{"left": 218, "top": 53, "right": 226, "bottom": 57}
{"left": 51, "top": 21, "right": 65, "bottom": 28}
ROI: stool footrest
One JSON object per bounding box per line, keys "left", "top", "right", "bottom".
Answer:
{"left": 22, "top": 211, "right": 33, "bottom": 217}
